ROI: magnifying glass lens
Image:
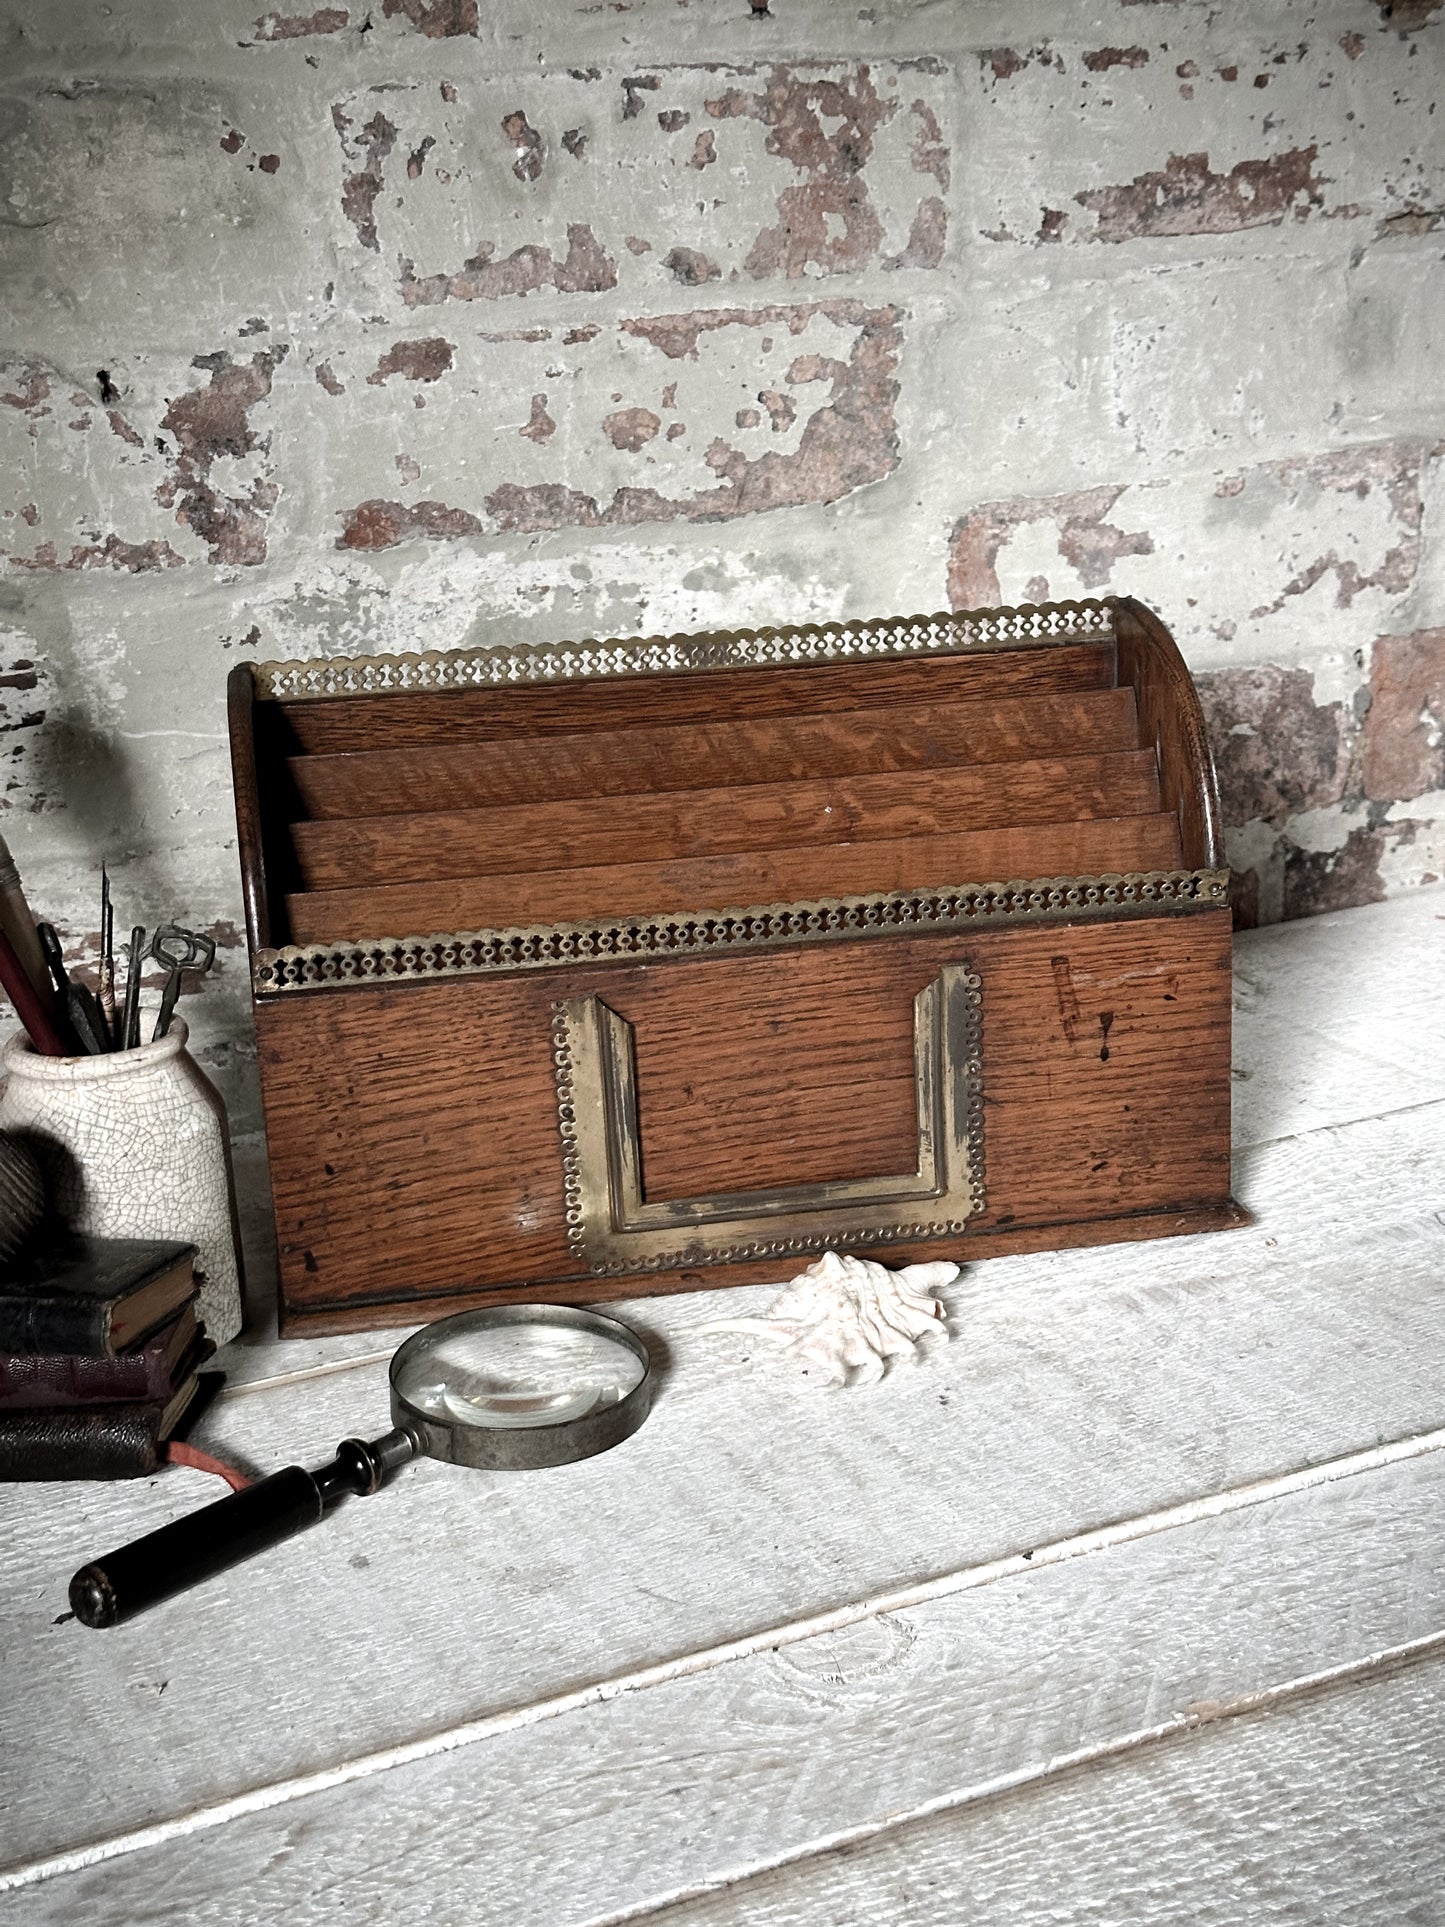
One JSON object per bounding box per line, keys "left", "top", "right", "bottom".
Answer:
{"left": 393, "top": 1319, "right": 648, "bottom": 1431}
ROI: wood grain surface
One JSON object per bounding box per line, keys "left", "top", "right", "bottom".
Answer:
{"left": 274, "top": 639, "right": 1120, "bottom": 755}
{"left": 289, "top": 751, "right": 1163, "bottom": 889}
{"left": 1, "top": 891, "right": 1441, "bottom": 1927}
{"left": 256, "top": 910, "right": 1229, "bottom": 1323}
{"left": 284, "top": 687, "right": 1143, "bottom": 820}
{"left": 283, "top": 815, "right": 1184, "bottom": 941}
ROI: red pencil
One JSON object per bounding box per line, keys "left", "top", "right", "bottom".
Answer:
{"left": 0, "top": 926, "right": 68, "bottom": 1055}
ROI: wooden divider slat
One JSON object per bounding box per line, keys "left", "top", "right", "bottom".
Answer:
{"left": 275, "top": 640, "right": 1118, "bottom": 754}
{"left": 288, "top": 687, "right": 1142, "bottom": 821}
{"left": 290, "top": 750, "right": 1162, "bottom": 889}
{"left": 283, "top": 814, "right": 1184, "bottom": 944}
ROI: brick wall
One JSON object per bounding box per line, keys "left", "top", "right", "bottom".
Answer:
{"left": 1, "top": 0, "right": 1442, "bottom": 1149}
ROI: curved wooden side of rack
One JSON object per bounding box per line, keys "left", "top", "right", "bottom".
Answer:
{"left": 1112, "top": 596, "right": 1224, "bottom": 873}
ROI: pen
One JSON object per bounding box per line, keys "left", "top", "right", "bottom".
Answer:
{"left": 121, "top": 925, "right": 145, "bottom": 1051}
{"left": 100, "top": 867, "right": 116, "bottom": 1044}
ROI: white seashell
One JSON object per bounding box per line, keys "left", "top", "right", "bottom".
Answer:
{"left": 701, "top": 1248, "right": 958, "bottom": 1388}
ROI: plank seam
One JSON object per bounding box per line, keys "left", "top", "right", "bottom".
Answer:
{"left": 4, "top": 1421, "right": 1445, "bottom": 1896}
{"left": 580, "top": 1628, "right": 1445, "bottom": 1927}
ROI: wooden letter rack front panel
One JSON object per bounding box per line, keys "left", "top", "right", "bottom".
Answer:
{"left": 229, "top": 597, "right": 1241, "bottom": 1335}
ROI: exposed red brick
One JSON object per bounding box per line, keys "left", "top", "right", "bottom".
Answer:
{"left": 258, "top": 154, "right": 281, "bottom": 174}
{"left": 1382, "top": 207, "right": 1445, "bottom": 236}
{"left": 158, "top": 348, "right": 287, "bottom": 566}
{"left": 334, "top": 107, "right": 397, "bottom": 251}
{"left": 624, "top": 302, "right": 816, "bottom": 362}
{"left": 658, "top": 110, "right": 690, "bottom": 132}
{"left": 1248, "top": 441, "right": 1435, "bottom": 616}
{"left": 947, "top": 485, "right": 1154, "bottom": 608}
{"left": 401, "top": 223, "right": 617, "bottom": 305}
{"left": 1075, "top": 147, "right": 1325, "bottom": 240}
{"left": 882, "top": 197, "right": 947, "bottom": 268}
{"left": 481, "top": 484, "right": 602, "bottom": 533}
{"left": 337, "top": 499, "right": 483, "bottom": 548}
{"left": 488, "top": 303, "right": 900, "bottom": 533}
{"left": 106, "top": 409, "right": 145, "bottom": 448}
{"left": 1363, "top": 627, "right": 1445, "bottom": 801}
{"left": 1283, "top": 828, "right": 1386, "bottom": 918}
{"left": 981, "top": 49, "right": 1026, "bottom": 80}
{"left": 520, "top": 395, "right": 557, "bottom": 444}
{"left": 254, "top": 6, "right": 348, "bottom": 36}
{"left": 1377, "top": 0, "right": 1443, "bottom": 26}
{"left": 622, "top": 75, "right": 661, "bottom": 119}
{"left": 315, "top": 360, "right": 345, "bottom": 395}
{"left": 690, "top": 130, "right": 716, "bottom": 169}
{"left": 604, "top": 407, "right": 661, "bottom": 452}
{"left": 366, "top": 338, "right": 455, "bottom": 385}
{"left": 408, "top": 136, "right": 437, "bottom": 179}
{"left": 563, "top": 129, "right": 588, "bottom": 158}
{"left": 11, "top": 535, "right": 185, "bottom": 573}
{"left": 707, "top": 66, "right": 899, "bottom": 278}
{"left": 759, "top": 388, "right": 797, "bottom": 432}
{"left": 1083, "top": 46, "right": 1150, "bottom": 70}
{"left": 1, "top": 365, "right": 51, "bottom": 414}
{"left": 381, "top": 0, "right": 477, "bottom": 34}
{"left": 1196, "top": 665, "right": 1352, "bottom": 824}
{"left": 907, "top": 99, "right": 949, "bottom": 190}
{"left": 502, "top": 110, "right": 544, "bottom": 183}
{"left": 664, "top": 246, "right": 721, "bottom": 285}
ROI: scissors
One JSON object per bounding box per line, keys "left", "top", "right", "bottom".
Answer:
{"left": 150, "top": 924, "right": 217, "bottom": 1042}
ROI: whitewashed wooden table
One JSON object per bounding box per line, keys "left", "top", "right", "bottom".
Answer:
{"left": 2, "top": 887, "right": 1444, "bottom": 1925}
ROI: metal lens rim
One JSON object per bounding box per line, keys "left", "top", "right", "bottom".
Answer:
{"left": 388, "top": 1302, "right": 654, "bottom": 1470}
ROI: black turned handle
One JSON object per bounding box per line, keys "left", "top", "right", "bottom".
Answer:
{"left": 70, "top": 1430, "right": 420, "bottom": 1629}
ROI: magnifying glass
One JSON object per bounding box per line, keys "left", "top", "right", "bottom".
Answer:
{"left": 69, "top": 1304, "right": 653, "bottom": 1630}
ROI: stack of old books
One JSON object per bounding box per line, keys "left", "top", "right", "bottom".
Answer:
{"left": 0, "top": 1233, "right": 212, "bottom": 1480}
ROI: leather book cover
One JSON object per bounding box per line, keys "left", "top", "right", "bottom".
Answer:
{"left": 0, "top": 1299, "right": 201, "bottom": 1408}
{"left": 0, "top": 1233, "right": 196, "bottom": 1356}
{"left": 0, "top": 1372, "right": 207, "bottom": 1481}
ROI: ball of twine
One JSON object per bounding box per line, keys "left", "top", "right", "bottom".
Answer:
{"left": 0, "top": 1131, "right": 45, "bottom": 1261}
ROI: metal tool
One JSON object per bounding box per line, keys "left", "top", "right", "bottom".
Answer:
{"left": 149, "top": 924, "right": 216, "bottom": 1042}
{"left": 69, "top": 1303, "right": 654, "bottom": 1628}
{"left": 121, "top": 925, "right": 145, "bottom": 1051}
{"left": 99, "top": 868, "right": 116, "bottom": 1044}
{"left": 35, "top": 923, "right": 105, "bottom": 1056}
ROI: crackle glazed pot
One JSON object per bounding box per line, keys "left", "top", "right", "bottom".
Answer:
{"left": 0, "top": 1019, "right": 244, "bottom": 1343}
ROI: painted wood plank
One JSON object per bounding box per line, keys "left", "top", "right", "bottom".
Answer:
{"left": 1230, "top": 884, "right": 1445, "bottom": 1149}
{"left": 4, "top": 1444, "right": 1442, "bottom": 1923}
{"left": 639, "top": 1651, "right": 1445, "bottom": 1927}
{"left": 1, "top": 1096, "right": 1442, "bottom": 1874}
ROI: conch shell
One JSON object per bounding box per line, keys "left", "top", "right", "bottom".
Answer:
{"left": 702, "top": 1247, "right": 958, "bottom": 1387}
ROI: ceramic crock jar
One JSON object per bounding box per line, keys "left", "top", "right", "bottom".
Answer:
{"left": 0, "top": 1018, "right": 244, "bottom": 1343}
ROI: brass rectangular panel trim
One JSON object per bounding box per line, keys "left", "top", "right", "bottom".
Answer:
{"left": 253, "top": 868, "right": 1230, "bottom": 995}
{"left": 551, "top": 964, "right": 985, "bottom": 1278}
{"left": 252, "top": 599, "right": 1116, "bottom": 701}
